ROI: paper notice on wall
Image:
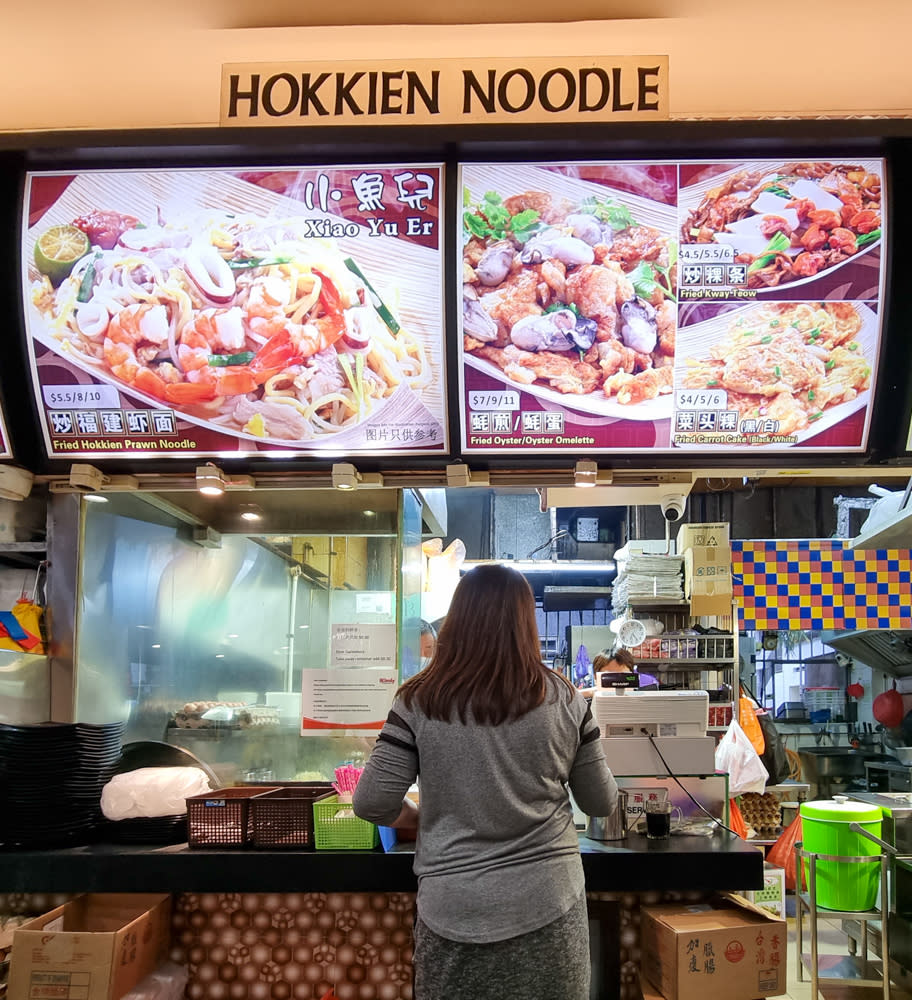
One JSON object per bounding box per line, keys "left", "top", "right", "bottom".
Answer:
{"left": 330, "top": 623, "right": 397, "bottom": 667}
{"left": 301, "top": 668, "right": 399, "bottom": 732}
{"left": 355, "top": 593, "right": 393, "bottom": 616}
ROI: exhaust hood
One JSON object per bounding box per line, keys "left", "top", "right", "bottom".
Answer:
{"left": 823, "top": 479, "right": 912, "bottom": 679}
{"left": 823, "top": 630, "right": 912, "bottom": 679}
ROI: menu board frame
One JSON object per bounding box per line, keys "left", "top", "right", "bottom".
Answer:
{"left": 458, "top": 158, "right": 887, "bottom": 457}
{"left": 0, "top": 401, "right": 11, "bottom": 460}
{"left": 20, "top": 163, "right": 448, "bottom": 461}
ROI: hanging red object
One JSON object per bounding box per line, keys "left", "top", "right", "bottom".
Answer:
{"left": 873, "top": 681, "right": 904, "bottom": 728}
{"left": 846, "top": 683, "right": 865, "bottom": 699}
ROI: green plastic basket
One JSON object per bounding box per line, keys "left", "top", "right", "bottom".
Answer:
{"left": 312, "top": 794, "right": 379, "bottom": 850}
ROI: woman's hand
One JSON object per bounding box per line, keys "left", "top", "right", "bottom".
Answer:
{"left": 391, "top": 796, "right": 419, "bottom": 835}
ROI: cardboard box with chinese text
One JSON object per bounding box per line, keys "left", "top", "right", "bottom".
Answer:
{"left": 8, "top": 894, "right": 171, "bottom": 1000}
{"left": 641, "top": 894, "right": 786, "bottom": 1000}
{"left": 684, "top": 545, "right": 733, "bottom": 618}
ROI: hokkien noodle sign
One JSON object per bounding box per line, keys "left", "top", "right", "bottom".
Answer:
{"left": 220, "top": 56, "right": 669, "bottom": 127}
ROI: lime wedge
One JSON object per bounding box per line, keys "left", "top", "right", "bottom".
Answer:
{"left": 34, "top": 224, "right": 91, "bottom": 286}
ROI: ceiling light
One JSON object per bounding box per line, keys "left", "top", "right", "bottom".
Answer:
{"left": 67, "top": 464, "right": 140, "bottom": 495}
{"left": 332, "top": 463, "right": 359, "bottom": 490}
{"left": 574, "top": 460, "right": 599, "bottom": 488}
{"left": 446, "top": 463, "right": 491, "bottom": 488}
{"left": 83, "top": 493, "right": 109, "bottom": 504}
{"left": 240, "top": 503, "right": 264, "bottom": 522}
{"left": 69, "top": 464, "right": 105, "bottom": 493}
{"left": 363, "top": 509, "right": 376, "bottom": 516}
{"left": 196, "top": 463, "right": 226, "bottom": 496}
{"left": 193, "top": 526, "right": 222, "bottom": 548}
{"left": 331, "top": 462, "right": 383, "bottom": 490}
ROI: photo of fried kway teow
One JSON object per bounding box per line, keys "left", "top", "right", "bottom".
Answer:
{"left": 463, "top": 187, "right": 677, "bottom": 407}
{"left": 681, "top": 162, "right": 881, "bottom": 289}
{"left": 682, "top": 302, "right": 872, "bottom": 436}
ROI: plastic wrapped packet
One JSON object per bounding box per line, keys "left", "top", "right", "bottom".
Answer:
{"left": 121, "top": 962, "right": 188, "bottom": 1000}
{"left": 101, "top": 767, "right": 213, "bottom": 820}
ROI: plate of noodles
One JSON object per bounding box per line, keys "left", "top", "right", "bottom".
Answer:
{"left": 679, "top": 160, "right": 883, "bottom": 293}
{"left": 23, "top": 169, "right": 444, "bottom": 450}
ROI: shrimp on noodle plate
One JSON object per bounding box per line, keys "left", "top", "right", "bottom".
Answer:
{"left": 29, "top": 209, "right": 430, "bottom": 442}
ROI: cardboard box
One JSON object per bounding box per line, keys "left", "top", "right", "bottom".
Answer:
{"left": 683, "top": 546, "right": 733, "bottom": 618}
{"left": 641, "top": 894, "right": 786, "bottom": 1000}
{"left": 742, "top": 863, "right": 787, "bottom": 917}
{"left": 8, "top": 894, "right": 171, "bottom": 1000}
{"left": 676, "top": 522, "right": 730, "bottom": 553}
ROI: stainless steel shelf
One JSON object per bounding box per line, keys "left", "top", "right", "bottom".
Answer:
{"left": 633, "top": 658, "right": 736, "bottom": 666}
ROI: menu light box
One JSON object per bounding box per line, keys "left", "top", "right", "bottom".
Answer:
{"left": 21, "top": 165, "right": 446, "bottom": 459}
{"left": 459, "top": 158, "right": 886, "bottom": 454}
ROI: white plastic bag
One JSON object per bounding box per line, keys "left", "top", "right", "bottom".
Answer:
{"left": 714, "top": 717, "right": 768, "bottom": 796}
{"left": 122, "top": 962, "right": 188, "bottom": 1000}
{"left": 101, "top": 766, "right": 212, "bottom": 820}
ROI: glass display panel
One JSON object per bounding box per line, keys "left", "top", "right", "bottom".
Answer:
{"left": 74, "top": 492, "right": 407, "bottom": 783}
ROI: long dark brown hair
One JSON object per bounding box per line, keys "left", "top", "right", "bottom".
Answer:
{"left": 399, "top": 563, "right": 572, "bottom": 724}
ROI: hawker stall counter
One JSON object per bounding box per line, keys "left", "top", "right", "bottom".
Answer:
{"left": 0, "top": 833, "right": 762, "bottom": 894}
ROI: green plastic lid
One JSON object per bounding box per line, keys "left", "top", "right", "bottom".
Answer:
{"left": 800, "top": 795, "right": 882, "bottom": 823}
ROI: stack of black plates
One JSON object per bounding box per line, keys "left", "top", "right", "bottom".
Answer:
{"left": 0, "top": 721, "right": 125, "bottom": 848}
{"left": 105, "top": 815, "right": 187, "bottom": 845}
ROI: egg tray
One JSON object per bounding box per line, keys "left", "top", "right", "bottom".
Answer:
{"left": 739, "top": 792, "right": 783, "bottom": 834}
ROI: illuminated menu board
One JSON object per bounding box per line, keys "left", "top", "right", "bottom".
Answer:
{"left": 22, "top": 165, "right": 446, "bottom": 458}
{"left": 460, "top": 159, "right": 885, "bottom": 453}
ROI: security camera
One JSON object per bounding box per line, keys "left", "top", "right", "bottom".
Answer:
{"left": 0, "top": 465, "right": 34, "bottom": 501}
{"left": 659, "top": 493, "right": 687, "bottom": 522}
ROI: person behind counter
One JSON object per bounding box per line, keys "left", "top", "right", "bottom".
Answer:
{"left": 353, "top": 564, "right": 618, "bottom": 1000}
{"left": 583, "top": 648, "right": 658, "bottom": 697}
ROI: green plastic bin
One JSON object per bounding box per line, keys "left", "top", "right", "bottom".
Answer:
{"left": 799, "top": 795, "right": 883, "bottom": 911}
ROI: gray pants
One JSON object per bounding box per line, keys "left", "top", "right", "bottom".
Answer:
{"left": 413, "top": 892, "right": 590, "bottom": 1000}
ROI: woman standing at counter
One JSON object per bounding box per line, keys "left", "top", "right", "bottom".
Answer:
{"left": 353, "top": 564, "right": 618, "bottom": 1000}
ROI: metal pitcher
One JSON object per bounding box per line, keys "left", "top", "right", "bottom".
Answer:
{"left": 586, "top": 790, "right": 628, "bottom": 841}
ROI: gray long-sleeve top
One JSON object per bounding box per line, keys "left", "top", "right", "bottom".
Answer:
{"left": 353, "top": 671, "right": 618, "bottom": 943}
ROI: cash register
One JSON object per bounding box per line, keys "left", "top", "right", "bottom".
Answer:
{"left": 593, "top": 674, "right": 716, "bottom": 776}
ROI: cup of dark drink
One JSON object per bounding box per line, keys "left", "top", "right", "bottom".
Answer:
{"left": 645, "top": 799, "right": 673, "bottom": 839}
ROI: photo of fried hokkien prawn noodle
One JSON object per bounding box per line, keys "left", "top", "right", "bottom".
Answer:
{"left": 462, "top": 187, "right": 677, "bottom": 407}
{"left": 29, "top": 208, "right": 431, "bottom": 442}
{"left": 682, "top": 161, "right": 882, "bottom": 289}
{"left": 682, "top": 302, "right": 872, "bottom": 435}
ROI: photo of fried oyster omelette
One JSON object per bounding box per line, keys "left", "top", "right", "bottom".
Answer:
{"left": 462, "top": 188, "right": 677, "bottom": 408}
